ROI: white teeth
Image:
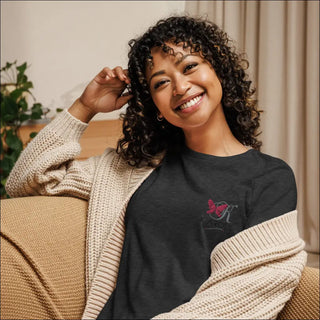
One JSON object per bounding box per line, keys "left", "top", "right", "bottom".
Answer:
{"left": 178, "top": 94, "right": 202, "bottom": 110}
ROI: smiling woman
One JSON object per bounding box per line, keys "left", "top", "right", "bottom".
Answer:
{"left": 5, "top": 15, "right": 306, "bottom": 320}
{"left": 115, "top": 16, "right": 262, "bottom": 168}
{"left": 144, "top": 43, "right": 239, "bottom": 155}
{"left": 146, "top": 45, "right": 223, "bottom": 121}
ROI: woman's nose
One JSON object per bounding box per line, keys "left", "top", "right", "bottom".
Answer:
{"left": 172, "top": 75, "right": 190, "bottom": 96}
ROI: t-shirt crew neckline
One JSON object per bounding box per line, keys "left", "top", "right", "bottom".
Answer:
{"left": 181, "top": 145, "right": 255, "bottom": 161}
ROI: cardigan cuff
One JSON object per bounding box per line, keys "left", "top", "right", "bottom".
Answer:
{"left": 46, "top": 109, "right": 89, "bottom": 141}
{"left": 210, "top": 210, "right": 304, "bottom": 273}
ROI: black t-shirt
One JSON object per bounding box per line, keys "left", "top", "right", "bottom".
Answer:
{"left": 97, "top": 147, "right": 297, "bottom": 319}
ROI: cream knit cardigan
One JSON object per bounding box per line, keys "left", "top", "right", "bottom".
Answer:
{"left": 6, "top": 111, "right": 307, "bottom": 320}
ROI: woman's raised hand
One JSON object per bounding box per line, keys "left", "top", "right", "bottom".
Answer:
{"left": 69, "top": 67, "right": 133, "bottom": 123}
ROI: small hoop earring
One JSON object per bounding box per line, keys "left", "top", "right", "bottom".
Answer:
{"left": 157, "top": 114, "right": 164, "bottom": 122}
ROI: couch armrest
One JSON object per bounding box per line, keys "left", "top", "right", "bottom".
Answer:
{"left": 0, "top": 196, "right": 88, "bottom": 320}
{"left": 278, "top": 266, "right": 320, "bottom": 320}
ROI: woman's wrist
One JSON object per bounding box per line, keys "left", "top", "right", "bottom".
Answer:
{"left": 68, "top": 98, "right": 97, "bottom": 123}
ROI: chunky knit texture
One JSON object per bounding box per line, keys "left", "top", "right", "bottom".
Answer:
{"left": 6, "top": 110, "right": 307, "bottom": 319}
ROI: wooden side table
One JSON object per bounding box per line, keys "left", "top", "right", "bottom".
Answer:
{"left": 19, "top": 119, "right": 122, "bottom": 160}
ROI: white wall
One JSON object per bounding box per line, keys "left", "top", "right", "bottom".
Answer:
{"left": 1, "top": 1, "right": 186, "bottom": 120}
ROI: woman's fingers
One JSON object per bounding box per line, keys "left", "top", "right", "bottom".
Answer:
{"left": 113, "top": 66, "right": 131, "bottom": 84}
{"left": 115, "top": 93, "right": 133, "bottom": 110}
{"left": 95, "top": 67, "right": 114, "bottom": 84}
{"left": 96, "top": 66, "right": 130, "bottom": 84}
{"left": 114, "top": 66, "right": 126, "bottom": 81}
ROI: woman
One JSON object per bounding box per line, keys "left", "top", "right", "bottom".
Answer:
{"left": 6, "top": 16, "right": 306, "bottom": 319}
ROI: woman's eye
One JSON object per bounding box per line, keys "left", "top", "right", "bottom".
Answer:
{"left": 154, "top": 79, "right": 168, "bottom": 90}
{"left": 184, "top": 63, "right": 198, "bottom": 73}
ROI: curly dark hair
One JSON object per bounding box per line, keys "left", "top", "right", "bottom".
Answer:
{"left": 117, "top": 15, "right": 262, "bottom": 167}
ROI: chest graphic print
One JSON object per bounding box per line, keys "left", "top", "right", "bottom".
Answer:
{"left": 202, "top": 199, "right": 238, "bottom": 230}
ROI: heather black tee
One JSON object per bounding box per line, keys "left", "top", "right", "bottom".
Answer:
{"left": 97, "top": 146, "right": 297, "bottom": 320}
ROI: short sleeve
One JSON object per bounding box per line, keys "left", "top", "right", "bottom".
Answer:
{"left": 246, "top": 159, "right": 297, "bottom": 228}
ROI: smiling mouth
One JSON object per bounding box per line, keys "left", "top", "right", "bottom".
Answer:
{"left": 175, "top": 93, "right": 204, "bottom": 111}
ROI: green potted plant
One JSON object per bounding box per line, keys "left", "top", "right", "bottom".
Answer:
{"left": 1, "top": 61, "right": 48, "bottom": 198}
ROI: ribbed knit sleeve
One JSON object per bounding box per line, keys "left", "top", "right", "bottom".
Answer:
{"left": 152, "top": 210, "right": 307, "bottom": 320}
{"left": 6, "top": 110, "right": 99, "bottom": 200}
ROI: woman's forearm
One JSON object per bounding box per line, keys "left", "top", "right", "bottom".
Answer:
{"left": 68, "top": 98, "right": 97, "bottom": 123}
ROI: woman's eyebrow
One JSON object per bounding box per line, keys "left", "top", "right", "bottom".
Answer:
{"left": 148, "top": 54, "right": 196, "bottom": 85}
{"left": 148, "top": 70, "right": 165, "bottom": 85}
{"left": 174, "top": 53, "right": 195, "bottom": 65}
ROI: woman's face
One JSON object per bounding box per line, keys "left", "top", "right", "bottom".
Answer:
{"left": 145, "top": 43, "right": 223, "bottom": 132}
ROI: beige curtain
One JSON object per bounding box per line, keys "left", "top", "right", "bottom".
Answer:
{"left": 185, "top": 1, "right": 319, "bottom": 254}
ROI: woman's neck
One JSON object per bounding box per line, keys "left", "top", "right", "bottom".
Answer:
{"left": 183, "top": 107, "right": 248, "bottom": 157}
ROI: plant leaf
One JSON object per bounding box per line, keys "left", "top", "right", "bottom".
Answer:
{"left": 19, "top": 114, "right": 30, "bottom": 122}
{"left": 21, "top": 81, "right": 33, "bottom": 91}
{"left": 19, "top": 97, "right": 28, "bottom": 111}
{"left": 5, "top": 130, "right": 23, "bottom": 152}
{"left": 16, "top": 62, "right": 27, "bottom": 74}
{"left": 31, "top": 103, "right": 43, "bottom": 119}
{"left": 29, "top": 132, "right": 37, "bottom": 139}
{"left": 0, "top": 95, "right": 5, "bottom": 127}
{"left": 0, "top": 177, "right": 9, "bottom": 198}
{"left": 1, "top": 156, "right": 15, "bottom": 176}
{"left": 17, "top": 73, "right": 28, "bottom": 84}
{"left": 0, "top": 61, "right": 16, "bottom": 72}
{"left": 2, "top": 114, "right": 16, "bottom": 123}
{"left": 3, "top": 96, "right": 19, "bottom": 116}
{"left": 10, "top": 88, "right": 24, "bottom": 102}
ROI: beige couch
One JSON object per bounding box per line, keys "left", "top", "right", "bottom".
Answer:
{"left": 1, "top": 196, "right": 319, "bottom": 320}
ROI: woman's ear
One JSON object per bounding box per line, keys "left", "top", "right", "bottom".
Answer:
{"left": 157, "top": 113, "right": 164, "bottom": 122}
